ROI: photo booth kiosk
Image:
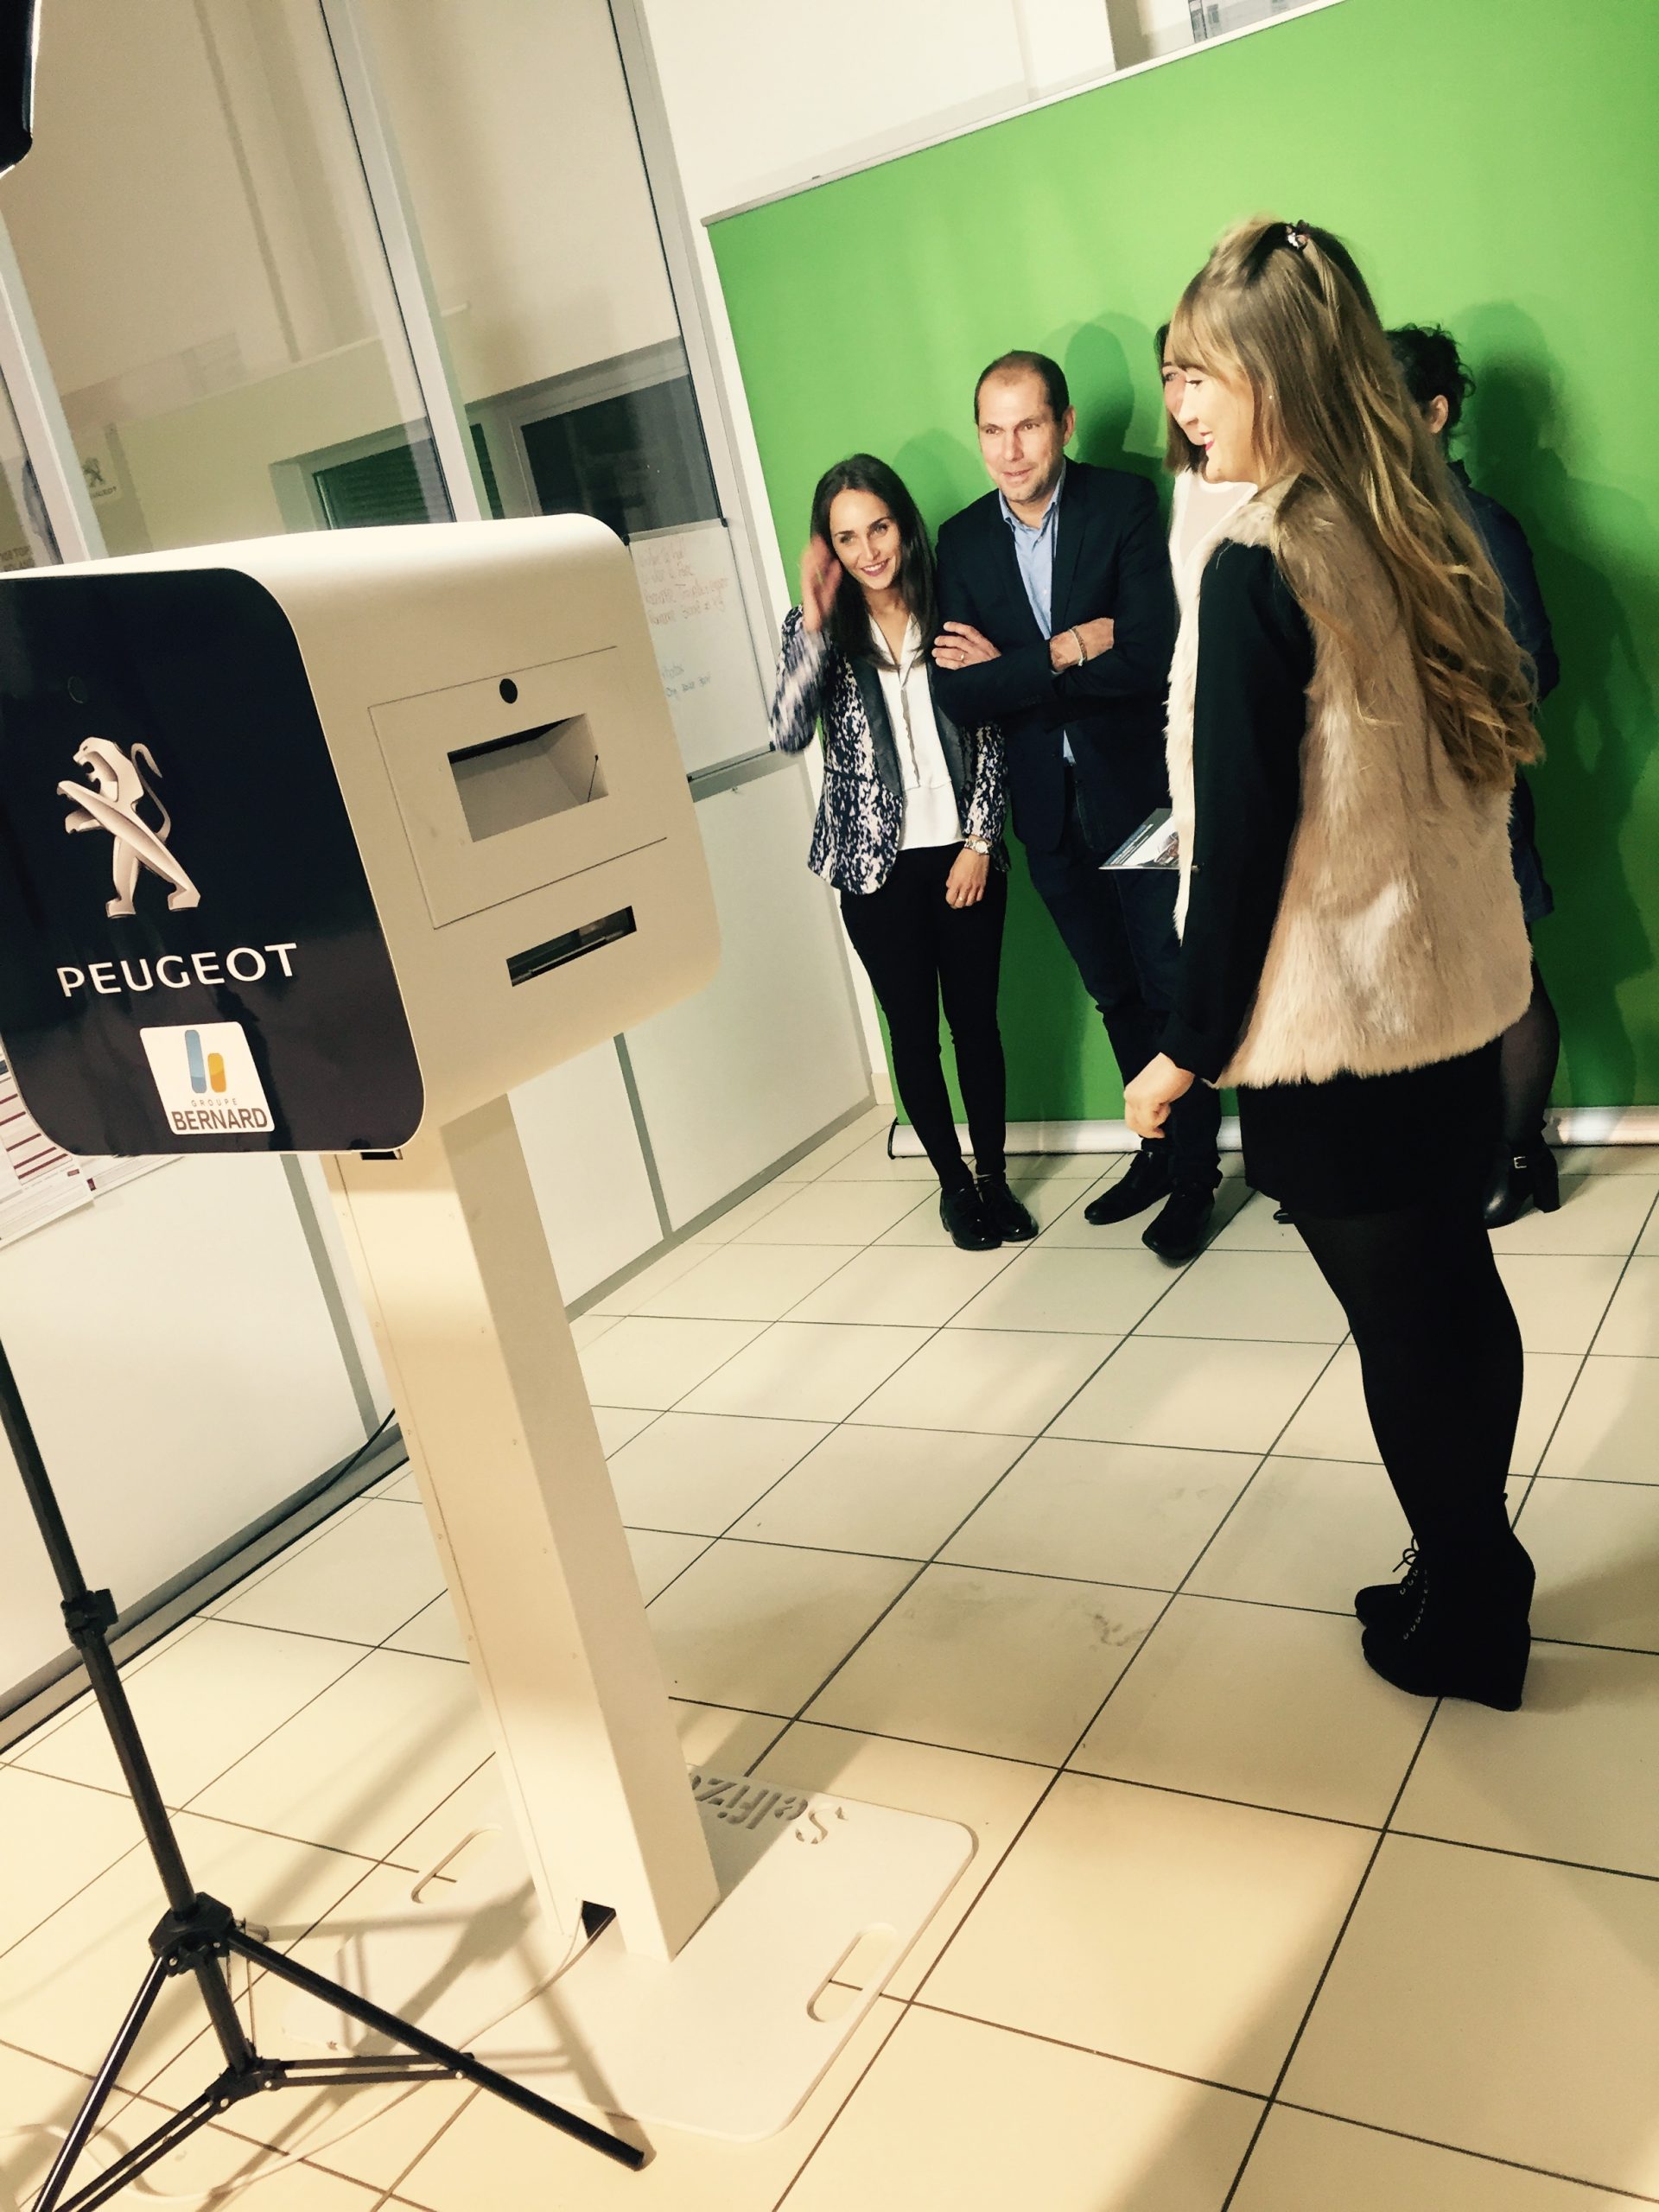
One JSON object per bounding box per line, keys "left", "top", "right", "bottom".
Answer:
{"left": 0, "top": 516, "right": 970, "bottom": 2139}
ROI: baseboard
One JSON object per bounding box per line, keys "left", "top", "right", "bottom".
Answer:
{"left": 887, "top": 1109, "right": 1659, "bottom": 1159}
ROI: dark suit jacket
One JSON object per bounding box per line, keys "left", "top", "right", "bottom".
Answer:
{"left": 932, "top": 461, "right": 1178, "bottom": 856}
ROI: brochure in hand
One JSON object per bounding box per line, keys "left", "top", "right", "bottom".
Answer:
{"left": 1100, "top": 807, "right": 1179, "bottom": 872}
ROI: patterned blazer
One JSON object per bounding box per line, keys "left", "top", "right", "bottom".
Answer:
{"left": 768, "top": 605, "right": 1007, "bottom": 895}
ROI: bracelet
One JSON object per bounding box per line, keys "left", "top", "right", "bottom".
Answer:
{"left": 1070, "top": 626, "right": 1089, "bottom": 667}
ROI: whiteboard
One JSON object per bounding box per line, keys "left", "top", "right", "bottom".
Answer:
{"left": 630, "top": 519, "right": 768, "bottom": 776}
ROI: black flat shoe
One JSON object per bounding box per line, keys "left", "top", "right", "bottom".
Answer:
{"left": 976, "top": 1174, "right": 1037, "bottom": 1242}
{"left": 1483, "top": 1141, "right": 1561, "bottom": 1230}
{"left": 940, "top": 1182, "right": 1001, "bottom": 1252}
{"left": 1360, "top": 1536, "right": 1535, "bottom": 1710}
{"left": 1084, "top": 1148, "right": 1173, "bottom": 1226}
{"left": 1141, "top": 1183, "right": 1217, "bottom": 1264}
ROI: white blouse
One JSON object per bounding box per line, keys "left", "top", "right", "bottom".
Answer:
{"left": 1171, "top": 466, "right": 1258, "bottom": 587}
{"left": 869, "top": 614, "right": 962, "bottom": 850}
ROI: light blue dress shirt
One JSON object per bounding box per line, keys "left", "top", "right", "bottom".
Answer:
{"left": 999, "top": 459, "right": 1073, "bottom": 764}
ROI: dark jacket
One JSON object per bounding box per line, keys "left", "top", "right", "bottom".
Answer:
{"left": 768, "top": 606, "right": 1006, "bottom": 896}
{"left": 1452, "top": 461, "right": 1560, "bottom": 700}
{"left": 932, "top": 461, "right": 1178, "bottom": 856}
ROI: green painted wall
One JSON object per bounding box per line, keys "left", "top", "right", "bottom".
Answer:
{"left": 709, "top": 0, "right": 1659, "bottom": 1121}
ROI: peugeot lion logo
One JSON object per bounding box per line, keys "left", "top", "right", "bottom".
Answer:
{"left": 59, "top": 737, "right": 201, "bottom": 918}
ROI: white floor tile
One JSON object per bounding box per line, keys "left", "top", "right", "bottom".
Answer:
{"left": 1051, "top": 1336, "right": 1333, "bottom": 1453}
{"left": 783, "top": 2004, "right": 1260, "bottom": 2211}
{"left": 1490, "top": 1175, "right": 1659, "bottom": 1255}
{"left": 772, "top": 1108, "right": 891, "bottom": 1183}
{"left": 1185, "top": 1455, "right": 1411, "bottom": 1616}
{"left": 727, "top": 1426, "right": 1026, "bottom": 1558}
{"left": 1540, "top": 1355, "right": 1659, "bottom": 1481}
{"left": 393, "top": 1997, "right": 903, "bottom": 2212}
{"left": 940, "top": 1437, "right": 1254, "bottom": 1588}
{"left": 786, "top": 1243, "right": 1014, "bottom": 1326}
{"left": 1001, "top": 1149, "right": 1116, "bottom": 1180}
{"left": 189, "top": 1649, "right": 492, "bottom": 1859}
{"left": 1277, "top": 1344, "right": 1581, "bottom": 1477}
{"left": 217, "top": 1500, "right": 445, "bottom": 1646}
{"left": 1517, "top": 1478, "right": 1659, "bottom": 1651}
{"left": 385, "top": 1590, "right": 466, "bottom": 1662}
{"left": 752, "top": 1722, "right": 1049, "bottom": 1998}
{"left": 817, "top": 1129, "right": 939, "bottom": 1181}
{"left": 686, "top": 1180, "right": 798, "bottom": 1243}
{"left": 1071, "top": 1594, "right": 1427, "bottom": 1825}
{"left": 804, "top": 1563, "right": 1166, "bottom": 1763}
{"left": 0, "top": 1810, "right": 375, "bottom": 2082}
{"left": 947, "top": 1244, "right": 1182, "bottom": 1335}
{"left": 569, "top": 1311, "right": 620, "bottom": 1350}
{"left": 643, "top": 1540, "right": 915, "bottom": 1713}
{"left": 1592, "top": 1256, "right": 1659, "bottom": 1354}
{"left": 924, "top": 1771, "right": 1373, "bottom": 2094}
{"left": 1397, "top": 1640, "right": 1659, "bottom": 1879}
{"left": 14, "top": 1620, "right": 364, "bottom": 1807}
{"left": 677, "top": 1321, "right": 930, "bottom": 1422}
{"left": 0, "top": 2044, "right": 109, "bottom": 2211}
{"left": 578, "top": 1317, "right": 766, "bottom": 1409}
{"left": 629, "top": 1527, "right": 711, "bottom": 1603}
{"left": 1209, "top": 1190, "right": 1304, "bottom": 1254}
{"left": 1233, "top": 2104, "right": 1648, "bottom": 2212}
{"left": 0, "top": 1767, "right": 141, "bottom": 1954}
{"left": 635, "top": 1242, "right": 853, "bottom": 1320}
{"left": 593, "top": 1405, "right": 656, "bottom": 1454}
{"left": 606, "top": 1410, "right": 830, "bottom": 1535}
{"left": 849, "top": 1327, "right": 1114, "bottom": 1435}
{"left": 737, "top": 1181, "right": 930, "bottom": 1245}
{"left": 1137, "top": 1250, "right": 1347, "bottom": 1343}
{"left": 1284, "top": 1832, "right": 1659, "bottom": 2196}
{"left": 1557, "top": 1145, "right": 1659, "bottom": 1177}
{"left": 1496, "top": 1254, "right": 1624, "bottom": 1354}
{"left": 588, "top": 1240, "right": 709, "bottom": 1315}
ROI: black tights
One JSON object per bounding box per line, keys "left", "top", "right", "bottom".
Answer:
{"left": 1294, "top": 1201, "right": 1523, "bottom": 1563}
{"left": 1499, "top": 961, "right": 1561, "bottom": 1149}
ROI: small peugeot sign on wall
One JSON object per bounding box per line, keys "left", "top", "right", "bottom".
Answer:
{"left": 0, "top": 566, "right": 423, "bottom": 1156}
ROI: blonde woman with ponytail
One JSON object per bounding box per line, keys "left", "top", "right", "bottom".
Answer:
{"left": 1125, "top": 217, "right": 1539, "bottom": 1711}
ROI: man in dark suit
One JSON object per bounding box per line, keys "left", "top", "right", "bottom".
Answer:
{"left": 931, "top": 350, "right": 1221, "bottom": 1260}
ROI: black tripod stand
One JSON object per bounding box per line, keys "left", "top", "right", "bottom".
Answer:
{"left": 2, "top": 1340, "right": 642, "bottom": 2209}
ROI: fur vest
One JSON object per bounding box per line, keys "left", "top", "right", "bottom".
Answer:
{"left": 1166, "top": 480, "right": 1532, "bottom": 1089}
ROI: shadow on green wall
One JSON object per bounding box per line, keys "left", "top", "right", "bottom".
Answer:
{"left": 1465, "top": 303, "right": 1659, "bottom": 1107}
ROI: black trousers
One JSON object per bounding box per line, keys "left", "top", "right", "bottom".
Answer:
{"left": 1022, "top": 784, "right": 1223, "bottom": 1186}
{"left": 840, "top": 846, "right": 1007, "bottom": 1185}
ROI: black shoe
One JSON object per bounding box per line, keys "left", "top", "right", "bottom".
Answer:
{"left": 1141, "top": 1182, "right": 1217, "bottom": 1264}
{"left": 976, "top": 1173, "right": 1037, "bottom": 1242}
{"left": 940, "top": 1182, "right": 1001, "bottom": 1252}
{"left": 1360, "top": 1535, "right": 1535, "bottom": 1710}
{"left": 1354, "top": 1544, "right": 1423, "bottom": 1630}
{"left": 1483, "top": 1141, "right": 1561, "bottom": 1230}
{"left": 1084, "top": 1148, "right": 1173, "bottom": 1226}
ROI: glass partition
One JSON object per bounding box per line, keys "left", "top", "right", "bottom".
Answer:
{"left": 0, "top": 0, "right": 450, "bottom": 554}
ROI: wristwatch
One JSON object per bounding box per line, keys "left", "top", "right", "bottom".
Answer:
{"left": 963, "top": 836, "right": 992, "bottom": 856}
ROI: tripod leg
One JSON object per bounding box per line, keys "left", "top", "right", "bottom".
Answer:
{"left": 224, "top": 1926, "right": 645, "bottom": 2170}
{"left": 35, "top": 1951, "right": 175, "bottom": 2212}
{"left": 42, "top": 2084, "right": 228, "bottom": 2212}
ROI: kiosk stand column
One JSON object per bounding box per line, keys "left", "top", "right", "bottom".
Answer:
{"left": 327, "top": 1099, "right": 720, "bottom": 1964}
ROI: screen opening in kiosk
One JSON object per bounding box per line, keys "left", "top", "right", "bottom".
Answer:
{"left": 448, "top": 715, "right": 607, "bottom": 842}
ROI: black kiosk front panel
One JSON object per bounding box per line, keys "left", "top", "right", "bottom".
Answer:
{"left": 0, "top": 569, "right": 423, "bottom": 1155}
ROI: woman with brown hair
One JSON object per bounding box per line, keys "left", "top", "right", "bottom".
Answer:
{"left": 1127, "top": 218, "right": 1539, "bottom": 1709}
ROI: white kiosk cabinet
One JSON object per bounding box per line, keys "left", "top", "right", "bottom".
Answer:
{"left": 0, "top": 518, "right": 969, "bottom": 2137}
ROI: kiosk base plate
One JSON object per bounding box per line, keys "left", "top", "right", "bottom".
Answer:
{"left": 283, "top": 1765, "right": 974, "bottom": 2142}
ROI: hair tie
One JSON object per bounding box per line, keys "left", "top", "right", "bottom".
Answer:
{"left": 1286, "top": 220, "right": 1311, "bottom": 252}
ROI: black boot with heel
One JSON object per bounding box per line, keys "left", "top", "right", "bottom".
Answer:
{"left": 1483, "top": 1139, "right": 1561, "bottom": 1230}
{"left": 1359, "top": 1533, "right": 1535, "bottom": 1710}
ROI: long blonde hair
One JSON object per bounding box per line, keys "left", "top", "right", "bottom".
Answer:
{"left": 1167, "top": 216, "right": 1538, "bottom": 785}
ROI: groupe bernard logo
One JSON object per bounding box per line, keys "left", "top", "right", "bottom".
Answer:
{"left": 60, "top": 737, "right": 201, "bottom": 918}
{"left": 139, "top": 1020, "right": 275, "bottom": 1136}
{"left": 54, "top": 734, "right": 302, "bottom": 1005}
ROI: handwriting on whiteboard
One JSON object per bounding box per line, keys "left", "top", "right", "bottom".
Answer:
{"left": 629, "top": 522, "right": 765, "bottom": 774}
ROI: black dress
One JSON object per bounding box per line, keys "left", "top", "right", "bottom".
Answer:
{"left": 1159, "top": 541, "right": 1501, "bottom": 1220}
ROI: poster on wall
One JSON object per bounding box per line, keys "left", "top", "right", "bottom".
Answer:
{"left": 0, "top": 1056, "right": 170, "bottom": 1246}
{"left": 631, "top": 519, "right": 767, "bottom": 778}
